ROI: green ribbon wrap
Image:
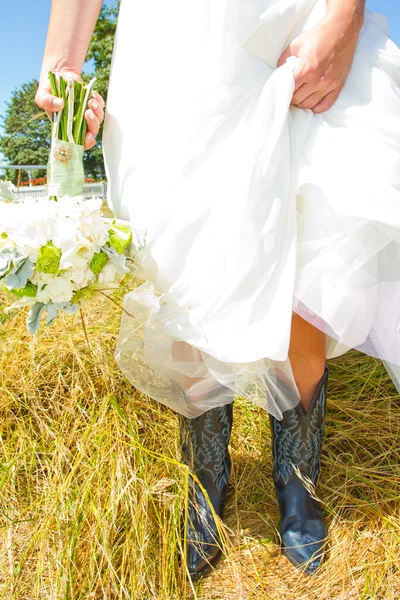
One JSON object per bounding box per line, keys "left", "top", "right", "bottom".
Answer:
{"left": 47, "top": 138, "right": 85, "bottom": 198}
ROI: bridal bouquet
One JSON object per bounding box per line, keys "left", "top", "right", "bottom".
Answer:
{"left": 0, "top": 73, "right": 134, "bottom": 334}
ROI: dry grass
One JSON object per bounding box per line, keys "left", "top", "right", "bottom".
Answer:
{"left": 0, "top": 279, "right": 399, "bottom": 599}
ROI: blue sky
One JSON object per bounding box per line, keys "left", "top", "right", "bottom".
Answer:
{"left": 0, "top": 0, "right": 115, "bottom": 132}
{"left": 0, "top": 0, "right": 399, "bottom": 131}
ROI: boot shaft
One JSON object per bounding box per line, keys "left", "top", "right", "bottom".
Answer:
{"left": 269, "top": 367, "right": 328, "bottom": 492}
{"left": 179, "top": 402, "right": 234, "bottom": 492}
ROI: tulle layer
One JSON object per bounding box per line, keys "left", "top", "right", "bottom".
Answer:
{"left": 115, "top": 283, "right": 301, "bottom": 418}
{"left": 105, "top": 1, "right": 400, "bottom": 418}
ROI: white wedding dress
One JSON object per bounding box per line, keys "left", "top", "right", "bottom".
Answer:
{"left": 102, "top": 0, "right": 400, "bottom": 418}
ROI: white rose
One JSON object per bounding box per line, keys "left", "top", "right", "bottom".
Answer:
{"left": 36, "top": 286, "right": 51, "bottom": 304}
{"left": 59, "top": 242, "right": 95, "bottom": 270}
{"left": 90, "top": 213, "right": 110, "bottom": 247}
{"left": 51, "top": 216, "right": 82, "bottom": 254}
{"left": 28, "top": 251, "right": 39, "bottom": 263}
{"left": 39, "top": 276, "right": 74, "bottom": 304}
{"left": 30, "top": 272, "right": 56, "bottom": 286}
{"left": 64, "top": 267, "right": 96, "bottom": 290}
{"left": 83, "top": 197, "right": 103, "bottom": 213}
{"left": 66, "top": 267, "right": 88, "bottom": 285}
{"left": 98, "top": 262, "right": 118, "bottom": 285}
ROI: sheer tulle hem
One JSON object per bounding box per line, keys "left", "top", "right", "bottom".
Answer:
{"left": 115, "top": 281, "right": 301, "bottom": 419}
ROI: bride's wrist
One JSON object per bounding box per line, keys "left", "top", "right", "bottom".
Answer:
{"left": 39, "top": 58, "right": 82, "bottom": 88}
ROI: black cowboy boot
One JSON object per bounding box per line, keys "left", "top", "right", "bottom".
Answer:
{"left": 178, "top": 402, "right": 234, "bottom": 580}
{"left": 269, "top": 366, "right": 329, "bottom": 575}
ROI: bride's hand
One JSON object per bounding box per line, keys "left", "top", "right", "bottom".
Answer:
{"left": 277, "top": 12, "right": 363, "bottom": 114}
{"left": 35, "top": 71, "right": 105, "bottom": 150}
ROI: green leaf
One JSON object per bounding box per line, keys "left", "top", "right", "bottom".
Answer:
{"left": 35, "top": 242, "right": 61, "bottom": 275}
{"left": 10, "top": 281, "right": 38, "bottom": 299}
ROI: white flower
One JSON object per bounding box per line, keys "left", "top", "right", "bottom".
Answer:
{"left": 0, "top": 236, "right": 9, "bottom": 251}
{"left": 51, "top": 216, "right": 81, "bottom": 254}
{"left": 59, "top": 243, "right": 96, "bottom": 270}
{"left": 1, "top": 194, "right": 131, "bottom": 313}
{"left": 28, "top": 251, "right": 39, "bottom": 263}
{"left": 35, "top": 287, "right": 51, "bottom": 304}
{"left": 63, "top": 266, "right": 96, "bottom": 290}
{"left": 30, "top": 271, "right": 56, "bottom": 286}
{"left": 36, "top": 276, "right": 74, "bottom": 304}
{"left": 0, "top": 180, "right": 19, "bottom": 204}
{"left": 67, "top": 267, "right": 89, "bottom": 286}
{"left": 98, "top": 262, "right": 118, "bottom": 285}
{"left": 1, "top": 201, "right": 54, "bottom": 255}
{"left": 89, "top": 212, "right": 110, "bottom": 246}
{"left": 83, "top": 197, "right": 103, "bottom": 213}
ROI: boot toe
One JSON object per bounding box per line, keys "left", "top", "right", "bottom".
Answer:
{"left": 187, "top": 543, "right": 222, "bottom": 579}
{"left": 282, "top": 521, "right": 326, "bottom": 574}
{"left": 185, "top": 503, "right": 223, "bottom": 579}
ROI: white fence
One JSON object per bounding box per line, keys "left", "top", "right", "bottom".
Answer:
{"left": 14, "top": 182, "right": 108, "bottom": 200}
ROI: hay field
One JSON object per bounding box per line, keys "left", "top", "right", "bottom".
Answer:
{"left": 0, "top": 278, "right": 399, "bottom": 599}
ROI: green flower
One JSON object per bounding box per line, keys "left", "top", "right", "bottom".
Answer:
{"left": 35, "top": 242, "right": 62, "bottom": 275}
{"left": 10, "top": 281, "right": 38, "bottom": 299}
{"left": 71, "top": 286, "right": 95, "bottom": 305}
{"left": 89, "top": 251, "right": 109, "bottom": 274}
{"left": 108, "top": 223, "right": 132, "bottom": 254}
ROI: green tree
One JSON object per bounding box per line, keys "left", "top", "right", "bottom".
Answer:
{"left": 82, "top": 0, "right": 120, "bottom": 178}
{"left": 0, "top": 81, "right": 51, "bottom": 184}
{"left": 0, "top": 1, "right": 120, "bottom": 184}
{"left": 86, "top": 1, "right": 120, "bottom": 102}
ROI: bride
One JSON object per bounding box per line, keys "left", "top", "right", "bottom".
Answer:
{"left": 36, "top": 0, "right": 400, "bottom": 579}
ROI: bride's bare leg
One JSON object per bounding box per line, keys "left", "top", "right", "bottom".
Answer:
{"left": 171, "top": 340, "right": 204, "bottom": 389}
{"left": 288, "top": 312, "right": 326, "bottom": 411}
{"left": 171, "top": 340, "right": 223, "bottom": 401}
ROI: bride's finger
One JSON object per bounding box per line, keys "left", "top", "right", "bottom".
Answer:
{"left": 84, "top": 132, "right": 97, "bottom": 150}
{"left": 91, "top": 90, "right": 105, "bottom": 109}
{"left": 35, "top": 88, "right": 64, "bottom": 120}
{"left": 88, "top": 97, "right": 104, "bottom": 125}
{"left": 85, "top": 108, "right": 101, "bottom": 138}
{"left": 312, "top": 88, "right": 340, "bottom": 114}
{"left": 291, "top": 82, "right": 317, "bottom": 105}
{"left": 291, "top": 60, "right": 310, "bottom": 92}
{"left": 295, "top": 90, "right": 326, "bottom": 110}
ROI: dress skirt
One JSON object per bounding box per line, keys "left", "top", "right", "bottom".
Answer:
{"left": 102, "top": 0, "right": 400, "bottom": 418}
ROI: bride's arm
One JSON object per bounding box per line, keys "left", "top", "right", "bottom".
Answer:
{"left": 326, "top": 0, "right": 365, "bottom": 21}
{"left": 40, "top": 0, "right": 103, "bottom": 76}
{"left": 35, "top": 0, "right": 104, "bottom": 149}
{"left": 325, "top": 0, "right": 366, "bottom": 48}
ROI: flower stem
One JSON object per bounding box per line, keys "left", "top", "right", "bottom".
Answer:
{"left": 47, "top": 72, "right": 97, "bottom": 147}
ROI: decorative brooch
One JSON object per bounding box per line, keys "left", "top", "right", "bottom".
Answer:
{"left": 53, "top": 143, "right": 73, "bottom": 166}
